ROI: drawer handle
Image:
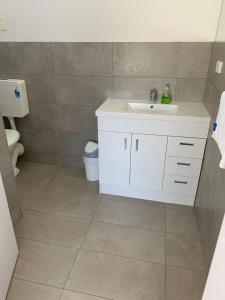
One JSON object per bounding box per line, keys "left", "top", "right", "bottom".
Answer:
{"left": 136, "top": 139, "right": 139, "bottom": 151}
{"left": 124, "top": 138, "right": 127, "bottom": 150}
{"left": 177, "top": 162, "right": 191, "bottom": 166}
{"left": 179, "top": 142, "right": 194, "bottom": 146}
{"left": 174, "top": 180, "right": 188, "bottom": 184}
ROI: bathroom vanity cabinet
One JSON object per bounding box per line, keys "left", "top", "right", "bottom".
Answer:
{"left": 96, "top": 99, "right": 210, "bottom": 206}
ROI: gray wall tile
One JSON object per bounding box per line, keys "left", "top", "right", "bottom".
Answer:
{"left": 203, "top": 81, "right": 220, "bottom": 121}
{"left": 58, "top": 105, "right": 97, "bottom": 132}
{"left": 175, "top": 78, "right": 206, "bottom": 102}
{"left": 61, "top": 155, "right": 84, "bottom": 168}
{"left": 178, "top": 43, "right": 212, "bottom": 78}
{"left": 21, "top": 151, "right": 60, "bottom": 165}
{"left": 52, "top": 43, "right": 112, "bottom": 75}
{"left": 16, "top": 104, "right": 57, "bottom": 130}
{"left": 0, "top": 43, "right": 52, "bottom": 74}
{"left": 60, "top": 132, "right": 98, "bottom": 156}
{"left": 113, "top": 77, "right": 176, "bottom": 100}
{"left": 113, "top": 42, "right": 180, "bottom": 77}
{"left": 208, "top": 43, "right": 225, "bottom": 93}
{"left": 0, "top": 134, "right": 13, "bottom": 177}
{"left": 55, "top": 75, "right": 112, "bottom": 106}
{"left": 20, "top": 129, "right": 60, "bottom": 154}
{"left": 195, "top": 42, "right": 225, "bottom": 273}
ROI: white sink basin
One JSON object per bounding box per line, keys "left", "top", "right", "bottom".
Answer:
{"left": 127, "top": 102, "right": 178, "bottom": 114}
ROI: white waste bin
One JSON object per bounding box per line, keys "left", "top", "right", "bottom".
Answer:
{"left": 83, "top": 141, "right": 99, "bottom": 181}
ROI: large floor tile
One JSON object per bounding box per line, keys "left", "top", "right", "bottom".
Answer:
{"left": 65, "top": 250, "right": 165, "bottom": 300}
{"left": 14, "top": 239, "right": 77, "bottom": 288}
{"left": 166, "top": 266, "right": 206, "bottom": 300}
{"left": 95, "top": 199, "right": 165, "bottom": 231}
{"left": 82, "top": 221, "right": 165, "bottom": 263}
{"left": 60, "top": 290, "right": 109, "bottom": 300}
{"left": 166, "top": 208, "right": 200, "bottom": 238}
{"left": 166, "top": 233, "right": 205, "bottom": 271}
{"left": 17, "top": 188, "right": 43, "bottom": 209}
{"left": 24, "top": 189, "right": 99, "bottom": 219}
{"left": 16, "top": 162, "right": 57, "bottom": 191}
{"left": 7, "top": 279, "right": 62, "bottom": 300}
{"left": 45, "top": 167, "right": 98, "bottom": 195}
{"left": 16, "top": 211, "right": 90, "bottom": 248}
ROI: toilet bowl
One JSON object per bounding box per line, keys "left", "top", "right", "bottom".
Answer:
{"left": 5, "top": 129, "right": 24, "bottom": 176}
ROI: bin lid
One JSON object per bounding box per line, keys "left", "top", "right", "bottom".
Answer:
{"left": 85, "top": 141, "right": 98, "bottom": 153}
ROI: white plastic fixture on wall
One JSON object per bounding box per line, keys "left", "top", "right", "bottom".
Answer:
{"left": 0, "top": 0, "right": 223, "bottom": 42}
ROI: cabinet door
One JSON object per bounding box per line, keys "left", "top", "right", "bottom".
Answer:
{"left": 98, "top": 131, "right": 131, "bottom": 186}
{"left": 130, "top": 134, "right": 167, "bottom": 190}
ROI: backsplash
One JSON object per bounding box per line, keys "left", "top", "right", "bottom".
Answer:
{"left": 0, "top": 42, "right": 211, "bottom": 166}
{"left": 195, "top": 42, "right": 225, "bottom": 271}
{"left": 0, "top": 113, "right": 22, "bottom": 225}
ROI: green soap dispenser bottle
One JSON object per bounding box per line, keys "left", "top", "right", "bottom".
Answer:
{"left": 161, "top": 83, "right": 172, "bottom": 104}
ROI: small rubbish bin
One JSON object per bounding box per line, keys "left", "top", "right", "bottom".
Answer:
{"left": 83, "top": 140, "right": 99, "bottom": 181}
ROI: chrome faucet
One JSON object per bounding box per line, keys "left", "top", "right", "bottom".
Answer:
{"left": 149, "top": 88, "right": 158, "bottom": 103}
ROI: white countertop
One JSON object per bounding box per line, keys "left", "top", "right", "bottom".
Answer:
{"left": 95, "top": 99, "right": 211, "bottom": 123}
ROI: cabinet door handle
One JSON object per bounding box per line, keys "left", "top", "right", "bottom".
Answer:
{"left": 124, "top": 138, "right": 127, "bottom": 150}
{"left": 136, "top": 139, "right": 139, "bottom": 151}
{"left": 179, "top": 142, "right": 194, "bottom": 146}
{"left": 174, "top": 180, "right": 188, "bottom": 184}
{"left": 177, "top": 162, "right": 191, "bottom": 166}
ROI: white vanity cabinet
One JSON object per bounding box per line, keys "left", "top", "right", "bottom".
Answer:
{"left": 96, "top": 99, "right": 211, "bottom": 206}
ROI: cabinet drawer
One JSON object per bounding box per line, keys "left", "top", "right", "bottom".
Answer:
{"left": 164, "top": 156, "right": 202, "bottom": 177}
{"left": 167, "top": 137, "right": 206, "bottom": 158}
{"left": 163, "top": 175, "right": 199, "bottom": 195}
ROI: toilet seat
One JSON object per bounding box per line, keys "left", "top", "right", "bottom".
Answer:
{"left": 5, "top": 129, "right": 20, "bottom": 147}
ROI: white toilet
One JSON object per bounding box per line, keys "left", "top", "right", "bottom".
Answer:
{"left": 0, "top": 79, "right": 29, "bottom": 176}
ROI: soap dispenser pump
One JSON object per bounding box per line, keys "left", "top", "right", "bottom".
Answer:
{"left": 161, "top": 83, "right": 172, "bottom": 104}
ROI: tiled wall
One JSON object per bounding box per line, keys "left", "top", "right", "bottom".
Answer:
{"left": 195, "top": 42, "right": 225, "bottom": 271}
{"left": 0, "top": 42, "right": 211, "bottom": 166}
{"left": 0, "top": 113, "right": 22, "bottom": 225}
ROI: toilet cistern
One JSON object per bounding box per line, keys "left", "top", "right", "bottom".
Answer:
{"left": 0, "top": 79, "right": 29, "bottom": 176}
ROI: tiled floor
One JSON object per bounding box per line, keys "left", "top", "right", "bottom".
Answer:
{"left": 7, "top": 162, "right": 206, "bottom": 300}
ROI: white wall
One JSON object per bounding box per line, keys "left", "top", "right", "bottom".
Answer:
{"left": 0, "top": 0, "right": 223, "bottom": 42}
{"left": 216, "top": 0, "right": 225, "bottom": 41}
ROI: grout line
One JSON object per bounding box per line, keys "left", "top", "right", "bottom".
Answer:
{"left": 1, "top": 70, "right": 207, "bottom": 80}
{"left": 61, "top": 248, "right": 80, "bottom": 290}
{"left": 88, "top": 219, "right": 166, "bottom": 234}
{"left": 60, "top": 198, "right": 102, "bottom": 290}
{"left": 173, "top": 42, "right": 182, "bottom": 99}
{"left": 16, "top": 237, "right": 81, "bottom": 251}
{"left": 12, "top": 276, "right": 63, "bottom": 290}
{"left": 61, "top": 288, "right": 115, "bottom": 300}
{"left": 23, "top": 207, "right": 95, "bottom": 222}
{"left": 15, "top": 236, "right": 82, "bottom": 250}
{"left": 58, "top": 289, "right": 64, "bottom": 300}
{"left": 79, "top": 247, "right": 166, "bottom": 266}
{"left": 100, "top": 194, "right": 166, "bottom": 208}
